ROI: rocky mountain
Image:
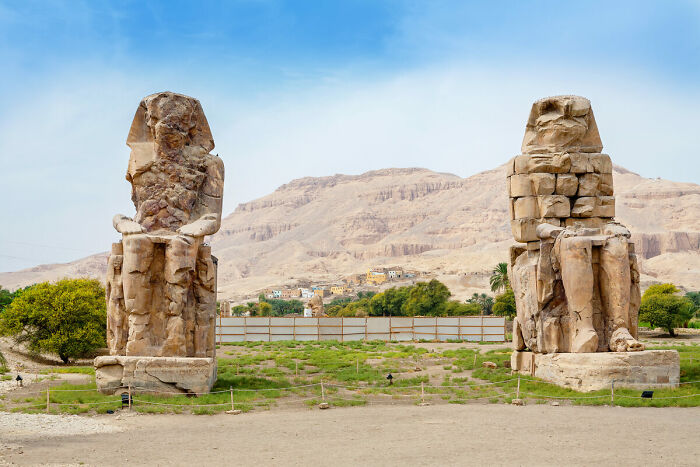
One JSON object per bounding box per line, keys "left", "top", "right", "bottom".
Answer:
{"left": 2, "top": 164, "right": 699, "bottom": 301}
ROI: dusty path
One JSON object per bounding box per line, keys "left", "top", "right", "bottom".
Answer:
{"left": 2, "top": 405, "right": 698, "bottom": 466}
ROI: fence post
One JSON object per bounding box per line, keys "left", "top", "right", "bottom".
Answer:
{"left": 473, "top": 353, "right": 477, "bottom": 369}
{"left": 611, "top": 379, "right": 615, "bottom": 406}
{"left": 295, "top": 360, "right": 298, "bottom": 376}
{"left": 128, "top": 384, "right": 132, "bottom": 410}
{"left": 230, "top": 386, "right": 234, "bottom": 411}
{"left": 321, "top": 382, "right": 325, "bottom": 401}
{"left": 46, "top": 388, "right": 50, "bottom": 414}
{"left": 356, "top": 358, "right": 359, "bottom": 374}
{"left": 421, "top": 381, "right": 425, "bottom": 404}
{"left": 516, "top": 376, "right": 521, "bottom": 400}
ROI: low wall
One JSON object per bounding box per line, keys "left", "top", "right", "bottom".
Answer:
{"left": 216, "top": 316, "right": 506, "bottom": 343}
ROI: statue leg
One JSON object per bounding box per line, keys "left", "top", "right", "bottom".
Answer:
{"left": 162, "top": 235, "right": 200, "bottom": 356}
{"left": 601, "top": 236, "right": 644, "bottom": 351}
{"left": 194, "top": 246, "right": 216, "bottom": 357}
{"left": 559, "top": 237, "right": 598, "bottom": 353}
{"left": 122, "top": 234, "right": 155, "bottom": 356}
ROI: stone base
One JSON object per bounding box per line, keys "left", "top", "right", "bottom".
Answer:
{"left": 94, "top": 356, "right": 217, "bottom": 395}
{"left": 511, "top": 350, "right": 680, "bottom": 392}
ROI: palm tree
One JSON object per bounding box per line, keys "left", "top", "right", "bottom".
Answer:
{"left": 489, "top": 262, "right": 510, "bottom": 293}
{"left": 466, "top": 293, "right": 494, "bottom": 315}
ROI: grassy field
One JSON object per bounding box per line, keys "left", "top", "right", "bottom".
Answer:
{"left": 1, "top": 340, "right": 698, "bottom": 414}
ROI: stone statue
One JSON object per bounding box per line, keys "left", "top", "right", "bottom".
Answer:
{"left": 96, "top": 92, "right": 223, "bottom": 394}
{"left": 308, "top": 295, "right": 325, "bottom": 317}
{"left": 508, "top": 96, "right": 644, "bottom": 354}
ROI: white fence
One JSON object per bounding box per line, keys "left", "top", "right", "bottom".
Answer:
{"left": 216, "top": 316, "right": 506, "bottom": 344}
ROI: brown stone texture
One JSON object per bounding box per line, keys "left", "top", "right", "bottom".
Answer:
{"left": 511, "top": 350, "right": 680, "bottom": 392}
{"left": 95, "top": 356, "right": 217, "bottom": 395}
{"left": 98, "top": 92, "right": 225, "bottom": 394}
{"left": 508, "top": 96, "right": 646, "bottom": 359}
{"left": 555, "top": 174, "right": 578, "bottom": 196}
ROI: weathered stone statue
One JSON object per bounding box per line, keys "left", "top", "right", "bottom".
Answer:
{"left": 308, "top": 295, "right": 325, "bottom": 317}
{"left": 96, "top": 92, "right": 223, "bottom": 394}
{"left": 508, "top": 96, "right": 679, "bottom": 390}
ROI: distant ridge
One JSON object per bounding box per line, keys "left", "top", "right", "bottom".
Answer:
{"left": 1, "top": 164, "right": 699, "bottom": 300}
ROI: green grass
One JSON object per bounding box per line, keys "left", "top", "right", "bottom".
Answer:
{"left": 5, "top": 340, "right": 699, "bottom": 414}
{"left": 39, "top": 366, "right": 96, "bottom": 375}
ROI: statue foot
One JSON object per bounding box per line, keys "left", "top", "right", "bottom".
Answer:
{"left": 571, "top": 328, "right": 598, "bottom": 353}
{"left": 610, "top": 328, "right": 645, "bottom": 352}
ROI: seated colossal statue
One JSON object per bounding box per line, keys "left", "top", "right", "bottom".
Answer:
{"left": 508, "top": 96, "right": 644, "bottom": 354}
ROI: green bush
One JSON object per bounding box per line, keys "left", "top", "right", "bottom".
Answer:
{"left": 639, "top": 283, "right": 695, "bottom": 336}
{"left": 492, "top": 288, "right": 516, "bottom": 319}
{"left": 0, "top": 279, "right": 106, "bottom": 363}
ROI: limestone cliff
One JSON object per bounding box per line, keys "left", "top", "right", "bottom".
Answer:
{"left": 1, "top": 165, "right": 699, "bottom": 299}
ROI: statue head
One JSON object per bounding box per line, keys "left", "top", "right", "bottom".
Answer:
{"left": 125, "top": 92, "right": 214, "bottom": 180}
{"left": 521, "top": 95, "right": 602, "bottom": 154}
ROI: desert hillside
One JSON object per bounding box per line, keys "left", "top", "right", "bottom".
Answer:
{"left": 1, "top": 164, "right": 699, "bottom": 300}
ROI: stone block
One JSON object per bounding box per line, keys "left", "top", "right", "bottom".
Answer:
{"left": 511, "top": 350, "right": 680, "bottom": 392}
{"left": 526, "top": 241, "right": 540, "bottom": 251}
{"left": 599, "top": 173, "right": 614, "bottom": 196}
{"left": 591, "top": 154, "right": 612, "bottom": 173}
{"left": 509, "top": 198, "right": 515, "bottom": 220}
{"left": 563, "top": 217, "right": 608, "bottom": 229}
{"left": 538, "top": 195, "right": 570, "bottom": 218}
{"left": 511, "top": 218, "right": 539, "bottom": 243}
{"left": 555, "top": 174, "right": 578, "bottom": 196}
{"left": 530, "top": 173, "right": 556, "bottom": 195}
{"left": 594, "top": 196, "right": 615, "bottom": 217}
{"left": 95, "top": 356, "right": 217, "bottom": 395}
{"left": 578, "top": 173, "right": 600, "bottom": 196}
{"left": 571, "top": 197, "right": 596, "bottom": 217}
{"left": 514, "top": 154, "right": 571, "bottom": 174}
{"left": 514, "top": 196, "right": 538, "bottom": 219}
{"left": 568, "top": 153, "right": 593, "bottom": 173}
{"left": 506, "top": 157, "right": 516, "bottom": 176}
{"left": 510, "top": 174, "right": 534, "bottom": 197}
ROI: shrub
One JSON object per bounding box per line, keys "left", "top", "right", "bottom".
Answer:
{"left": 492, "top": 288, "right": 516, "bottom": 319}
{"left": 0, "top": 279, "right": 106, "bottom": 363}
{"left": 639, "top": 283, "right": 695, "bottom": 337}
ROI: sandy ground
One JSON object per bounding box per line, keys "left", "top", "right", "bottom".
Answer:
{"left": 1, "top": 404, "right": 699, "bottom": 466}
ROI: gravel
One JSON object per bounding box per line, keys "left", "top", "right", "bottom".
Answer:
{"left": 0, "top": 412, "right": 123, "bottom": 439}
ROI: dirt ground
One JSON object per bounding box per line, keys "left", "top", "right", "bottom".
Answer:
{"left": 1, "top": 404, "right": 698, "bottom": 466}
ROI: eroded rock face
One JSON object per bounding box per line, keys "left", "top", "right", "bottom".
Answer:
{"left": 508, "top": 96, "right": 643, "bottom": 354}
{"left": 103, "top": 92, "right": 223, "bottom": 378}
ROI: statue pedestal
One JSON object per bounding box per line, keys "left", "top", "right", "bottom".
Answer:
{"left": 94, "top": 356, "right": 217, "bottom": 395}
{"left": 511, "top": 350, "right": 680, "bottom": 392}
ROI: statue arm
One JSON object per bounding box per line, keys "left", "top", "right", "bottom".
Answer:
{"left": 112, "top": 214, "right": 144, "bottom": 234}
{"left": 177, "top": 155, "right": 224, "bottom": 237}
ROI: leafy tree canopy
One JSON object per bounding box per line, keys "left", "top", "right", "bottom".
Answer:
{"left": 639, "top": 283, "right": 695, "bottom": 337}
{"left": 492, "top": 288, "right": 516, "bottom": 319}
{"left": 489, "top": 263, "right": 510, "bottom": 293}
{"left": 0, "top": 279, "right": 106, "bottom": 363}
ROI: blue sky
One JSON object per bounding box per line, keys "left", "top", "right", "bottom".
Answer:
{"left": 0, "top": 1, "right": 699, "bottom": 272}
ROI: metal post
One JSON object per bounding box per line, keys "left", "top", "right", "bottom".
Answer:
{"left": 230, "top": 386, "right": 234, "bottom": 411}
{"left": 321, "top": 382, "right": 325, "bottom": 401}
{"left": 516, "top": 376, "right": 521, "bottom": 400}
{"left": 46, "top": 388, "right": 50, "bottom": 414}
{"left": 611, "top": 379, "right": 615, "bottom": 405}
{"left": 128, "top": 385, "right": 132, "bottom": 410}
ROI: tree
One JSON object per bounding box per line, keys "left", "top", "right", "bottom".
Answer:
{"left": 639, "top": 283, "right": 695, "bottom": 337}
{"left": 443, "top": 301, "right": 482, "bottom": 316}
{"left": 402, "top": 280, "right": 451, "bottom": 316}
{"left": 489, "top": 263, "right": 510, "bottom": 293}
{"left": 466, "top": 293, "right": 494, "bottom": 315}
{"left": 685, "top": 292, "right": 700, "bottom": 317}
{"left": 0, "top": 279, "right": 106, "bottom": 363}
{"left": 492, "top": 288, "right": 516, "bottom": 319}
